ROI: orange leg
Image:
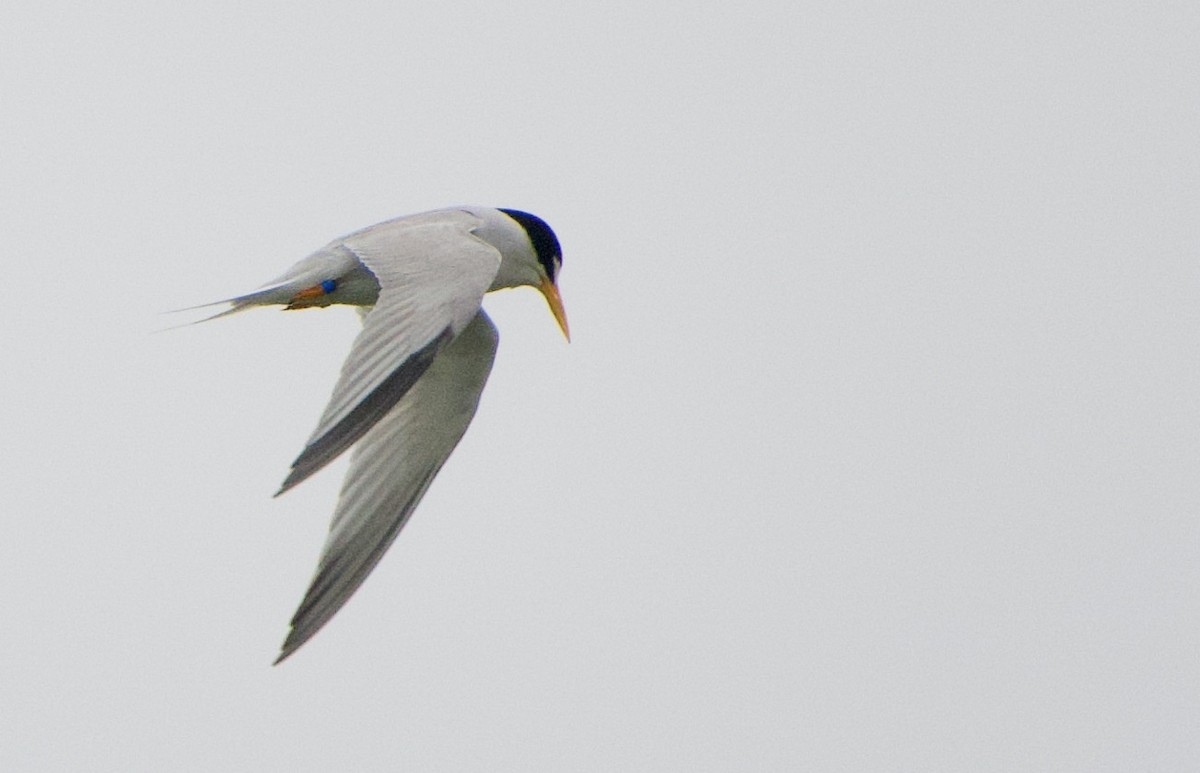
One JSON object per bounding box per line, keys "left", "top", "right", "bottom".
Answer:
{"left": 286, "top": 279, "right": 337, "bottom": 309}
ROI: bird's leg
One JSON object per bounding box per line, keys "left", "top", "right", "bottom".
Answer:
{"left": 286, "top": 279, "right": 338, "bottom": 310}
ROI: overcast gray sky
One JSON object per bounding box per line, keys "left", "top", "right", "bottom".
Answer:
{"left": 2, "top": 2, "right": 1197, "bottom": 770}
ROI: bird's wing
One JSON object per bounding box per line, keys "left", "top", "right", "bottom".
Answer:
{"left": 277, "top": 209, "right": 499, "bottom": 494}
{"left": 275, "top": 309, "right": 500, "bottom": 663}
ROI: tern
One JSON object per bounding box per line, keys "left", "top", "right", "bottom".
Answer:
{"left": 199, "top": 206, "right": 568, "bottom": 663}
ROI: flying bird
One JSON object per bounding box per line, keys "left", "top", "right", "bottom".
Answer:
{"left": 197, "top": 206, "right": 568, "bottom": 663}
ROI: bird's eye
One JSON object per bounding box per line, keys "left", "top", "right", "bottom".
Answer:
{"left": 320, "top": 279, "right": 337, "bottom": 294}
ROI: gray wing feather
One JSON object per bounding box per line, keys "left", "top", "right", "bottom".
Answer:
{"left": 275, "top": 310, "right": 500, "bottom": 663}
{"left": 276, "top": 327, "right": 453, "bottom": 494}
{"left": 277, "top": 210, "right": 499, "bottom": 493}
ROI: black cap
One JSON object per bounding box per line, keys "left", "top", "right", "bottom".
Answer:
{"left": 499, "top": 208, "right": 561, "bottom": 282}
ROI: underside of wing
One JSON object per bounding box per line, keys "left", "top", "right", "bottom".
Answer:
{"left": 277, "top": 210, "right": 501, "bottom": 494}
{"left": 276, "top": 325, "right": 453, "bottom": 493}
{"left": 275, "top": 310, "right": 500, "bottom": 663}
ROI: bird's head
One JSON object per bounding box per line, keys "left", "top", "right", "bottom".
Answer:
{"left": 497, "top": 208, "right": 570, "bottom": 342}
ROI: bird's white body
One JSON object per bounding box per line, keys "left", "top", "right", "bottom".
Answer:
{"left": 224, "top": 206, "right": 546, "bottom": 310}
{"left": 203, "top": 206, "right": 567, "bottom": 663}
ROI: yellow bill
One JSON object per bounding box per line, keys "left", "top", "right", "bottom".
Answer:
{"left": 539, "top": 275, "right": 570, "bottom": 342}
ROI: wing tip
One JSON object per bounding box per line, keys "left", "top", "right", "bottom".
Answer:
{"left": 273, "top": 476, "right": 299, "bottom": 498}
{"left": 272, "top": 641, "right": 299, "bottom": 666}
{"left": 271, "top": 609, "right": 328, "bottom": 665}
